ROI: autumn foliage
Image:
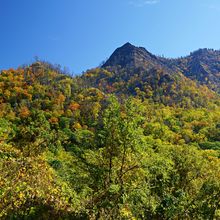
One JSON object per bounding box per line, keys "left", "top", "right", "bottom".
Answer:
{"left": 1, "top": 62, "right": 220, "bottom": 219}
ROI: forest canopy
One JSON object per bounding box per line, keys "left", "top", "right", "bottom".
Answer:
{"left": 1, "top": 60, "right": 220, "bottom": 219}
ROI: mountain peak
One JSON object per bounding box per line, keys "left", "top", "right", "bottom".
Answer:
{"left": 190, "top": 48, "right": 213, "bottom": 56}
{"left": 102, "top": 42, "right": 157, "bottom": 69}
{"left": 121, "top": 42, "right": 135, "bottom": 48}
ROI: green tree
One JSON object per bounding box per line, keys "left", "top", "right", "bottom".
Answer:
{"left": 84, "top": 96, "right": 150, "bottom": 219}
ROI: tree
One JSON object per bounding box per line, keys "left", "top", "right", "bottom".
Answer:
{"left": 11, "top": 110, "right": 54, "bottom": 156}
{"left": 84, "top": 96, "right": 149, "bottom": 218}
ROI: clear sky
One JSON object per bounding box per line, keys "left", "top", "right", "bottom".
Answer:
{"left": 1, "top": 0, "right": 220, "bottom": 74}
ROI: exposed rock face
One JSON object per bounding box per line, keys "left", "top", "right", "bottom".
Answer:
{"left": 178, "top": 49, "right": 220, "bottom": 92}
{"left": 102, "top": 42, "right": 166, "bottom": 71}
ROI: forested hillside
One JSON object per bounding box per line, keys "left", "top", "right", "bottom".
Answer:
{"left": 1, "top": 44, "right": 220, "bottom": 219}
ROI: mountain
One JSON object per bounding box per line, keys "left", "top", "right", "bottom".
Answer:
{"left": 102, "top": 43, "right": 220, "bottom": 93}
{"left": 2, "top": 45, "right": 220, "bottom": 219}
{"left": 102, "top": 42, "right": 170, "bottom": 71}
{"left": 163, "top": 48, "right": 220, "bottom": 92}
{"left": 83, "top": 43, "right": 219, "bottom": 107}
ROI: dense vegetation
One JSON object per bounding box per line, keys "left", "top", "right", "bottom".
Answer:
{"left": 1, "top": 44, "right": 220, "bottom": 219}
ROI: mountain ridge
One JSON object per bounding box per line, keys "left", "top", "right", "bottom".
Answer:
{"left": 102, "top": 42, "right": 220, "bottom": 92}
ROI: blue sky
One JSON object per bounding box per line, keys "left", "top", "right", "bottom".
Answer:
{"left": 1, "top": 0, "right": 220, "bottom": 74}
